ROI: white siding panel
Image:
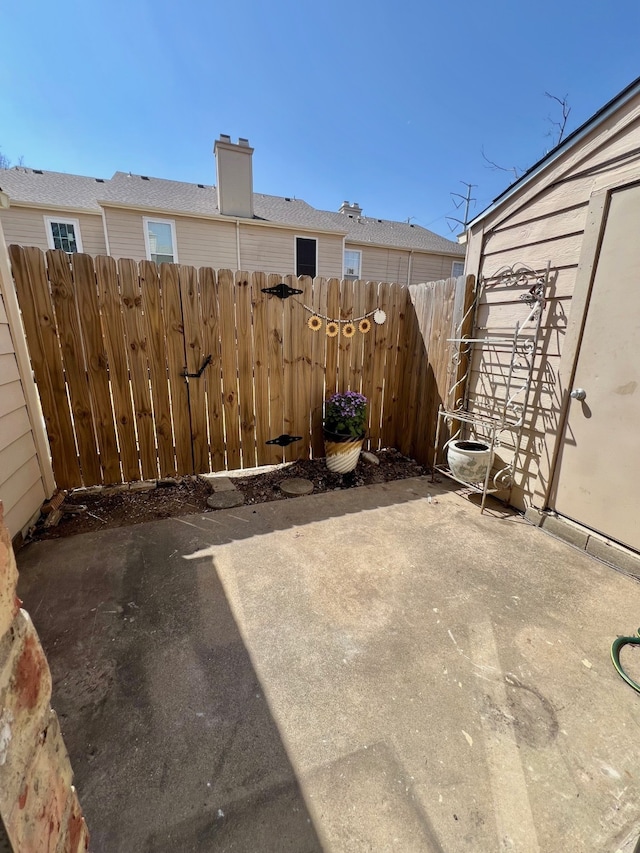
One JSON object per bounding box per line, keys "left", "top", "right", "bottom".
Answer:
{"left": 0, "top": 405, "right": 31, "bottom": 449}
{"left": 0, "top": 353, "right": 20, "bottom": 386}
{"left": 0, "top": 432, "right": 40, "bottom": 488}
{"left": 3, "top": 479, "right": 45, "bottom": 538}
{"left": 0, "top": 380, "right": 27, "bottom": 418}
{"left": 0, "top": 324, "right": 14, "bottom": 355}
{"left": 485, "top": 204, "right": 588, "bottom": 255}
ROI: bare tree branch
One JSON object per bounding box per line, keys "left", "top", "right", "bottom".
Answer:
{"left": 0, "top": 149, "right": 10, "bottom": 170}
{"left": 481, "top": 146, "right": 522, "bottom": 180}
{"left": 544, "top": 91, "right": 571, "bottom": 145}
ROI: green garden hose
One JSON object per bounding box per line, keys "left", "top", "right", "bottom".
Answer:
{"left": 611, "top": 629, "right": 640, "bottom": 694}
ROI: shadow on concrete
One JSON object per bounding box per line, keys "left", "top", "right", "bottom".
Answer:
{"left": 163, "top": 475, "right": 453, "bottom": 552}
{"left": 17, "top": 530, "right": 325, "bottom": 852}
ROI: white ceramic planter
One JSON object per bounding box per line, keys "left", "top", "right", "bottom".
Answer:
{"left": 324, "top": 433, "right": 365, "bottom": 474}
{"left": 447, "top": 439, "right": 491, "bottom": 484}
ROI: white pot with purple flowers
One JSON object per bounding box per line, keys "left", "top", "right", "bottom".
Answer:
{"left": 323, "top": 391, "right": 367, "bottom": 474}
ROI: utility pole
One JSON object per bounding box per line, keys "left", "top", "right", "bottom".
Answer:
{"left": 446, "top": 182, "right": 477, "bottom": 233}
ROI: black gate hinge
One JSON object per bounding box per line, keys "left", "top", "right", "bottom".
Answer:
{"left": 261, "top": 282, "right": 303, "bottom": 300}
{"left": 182, "top": 354, "right": 212, "bottom": 379}
{"left": 266, "top": 434, "right": 302, "bottom": 447}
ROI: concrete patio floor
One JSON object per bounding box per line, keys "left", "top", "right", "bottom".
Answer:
{"left": 16, "top": 477, "right": 640, "bottom": 852}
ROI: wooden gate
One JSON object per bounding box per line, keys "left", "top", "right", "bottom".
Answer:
{"left": 8, "top": 246, "right": 469, "bottom": 489}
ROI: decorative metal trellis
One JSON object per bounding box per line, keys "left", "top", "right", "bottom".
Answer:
{"left": 433, "top": 262, "right": 550, "bottom": 512}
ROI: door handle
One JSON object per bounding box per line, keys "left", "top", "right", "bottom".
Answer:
{"left": 570, "top": 388, "right": 587, "bottom": 401}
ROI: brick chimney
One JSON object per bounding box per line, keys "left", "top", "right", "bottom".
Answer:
{"left": 339, "top": 200, "right": 362, "bottom": 217}
{"left": 214, "top": 135, "right": 254, "bottom": 218}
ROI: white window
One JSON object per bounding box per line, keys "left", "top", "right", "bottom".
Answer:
{"left": 343, "top": 249, "right": 362, "bottom": 280}
{"left": 452, "top": 261, "right": 465, "bottom": 278}
{"left": 44, "top": 217, "right": 83, "bottom": 253}
{"left": 144, "top": 217, "right": 178, "bottom": 264}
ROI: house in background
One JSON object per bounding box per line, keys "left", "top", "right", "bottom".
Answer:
{"left": 464, "top": 74, "right": 640, "bottom": 557}
{"left": 0, "top": 135, "right": 464, "bottom": 284}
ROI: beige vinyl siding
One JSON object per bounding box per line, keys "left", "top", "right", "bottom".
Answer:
{"left": 102, "top": 207, "right": 146, "bottom": 259}
{"left": 174, "top": 216, "right": 237, "bottom": 268}
{"left": 410, "top": 252, "right": 462, "bottom": 285}
{"left": 359, "top": 246, "right": 410, "bottom": 284}
{"left": 466, "top": 94, "right": 640, "bottom": 510}
{"left": 0, "top": 291, "right": 46, "bottom": 536}
{"left": 0, "top": 207, "right": 106, "bottom": 255}
{"left": 105, "top": 208, "right": 238, "bottom": 266}
{"left": 239, "top": 225, "right": 294, "bottom": 274}
{"left": 240, "top": 225, "right": 343, "bottom": 277}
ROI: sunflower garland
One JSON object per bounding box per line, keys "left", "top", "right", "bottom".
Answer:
{"left": 299, "top": 298, "right": 387, "bottom": 336}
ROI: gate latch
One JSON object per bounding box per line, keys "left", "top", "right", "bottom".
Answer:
{"left": 261, "top": 282, "right": 303, "bottom": 300}
{"left": 266, "top": 434, "right": 302, "bottom": 447}
{"left": 182, "top": 354, "right": 212, "bottom": 380}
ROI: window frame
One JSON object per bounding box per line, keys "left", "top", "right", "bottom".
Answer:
{"left": 294, "top": 235, "right": 318, "bottom": 278}
{"left": 43, "top": 216, "right": 83, "bottom": 253}
{"left": 143, "top": 216, "right": 179, "bottom": 264}
{"left": 343, "top": 248, "right": 362, "bottom": 280}
{"left": 451, "top": 260, "right": 465, "bottom": 278}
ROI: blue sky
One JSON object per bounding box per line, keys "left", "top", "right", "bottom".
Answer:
{"left": 1, "top": 0, "right": 639, "bottom": 237}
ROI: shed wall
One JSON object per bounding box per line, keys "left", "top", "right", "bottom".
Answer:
{"left": 0, "top": 291, "right": 46, "bottom": 536}
{"left": 465, "top": 99, "right": 640, "bottom": 509}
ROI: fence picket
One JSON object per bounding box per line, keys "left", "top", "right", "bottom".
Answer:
{"left": 71, "top": 254, "right": 121, "bottom": 484}
{"left": 95, "top": 256, "right": 140, "bottom": 482}
{"left": 252, "top": 272, "right": 271, "bottom": 466}
{"left": 47, "top": 249, "right": 101, "bottom": 486}
{"left": 265, "top": 273, "right": 285, "bottom": 464}
{"left": 140, "top": 261, "right": 176, "bottom": 478}
{"left": 337, "top": 278, "right": 354, "bottom": 392}
{"left": 160, "top": 264, "right": 192, "bottom": 475}
{"left": 288, "top": 275, "right": 312, "bottom": 462}
{"left": 218, "top": 269, "right": 241, "bottom": 470}
{"left": 360, "top": 281, "right": 378, "bottom": 447}
{"left": 118, "top": 259, "right": 157, "bottom": 480}
{"left": 367, "top": 282, "right": 388, "bottom": 450}
{"left": 381, "top": 284, "right": 405, "bottom": 449}
{"left": 309, "top": 276, "right": 327, "bottom": 457}
{"left": 8, "top": 246, "right": 81, "bottom": 488}
{"left": 324, "top": 278, "right": 340, "bottom": 400}
{"left": 235, "top": 271, "right": 257, "bottom": 469}
{"left": 179, "top": 265, "right": 209, "bottom": 474}
{"left": 200, "top": 267, "right": 225, "bottom": 471}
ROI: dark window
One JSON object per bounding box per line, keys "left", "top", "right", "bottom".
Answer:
{"left": 50, "top": 221, "right": 79, "bottom": 253}
{"left": 296, "top": 237, "right": 317, "bottom": 278}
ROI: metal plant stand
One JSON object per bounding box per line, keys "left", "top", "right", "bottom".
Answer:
{"left": 433, "top": 263, "right": 549, "bottom": 512}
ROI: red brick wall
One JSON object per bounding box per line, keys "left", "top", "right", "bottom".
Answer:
{"left": 0, "top": 503, "right": 89, "bottom": 852}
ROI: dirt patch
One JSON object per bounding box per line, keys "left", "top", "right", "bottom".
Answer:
{"left": 29, "top": 449, "right": 427, "bottom": 542}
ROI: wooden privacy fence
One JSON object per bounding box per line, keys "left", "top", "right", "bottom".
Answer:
{"left": 8, "top": 246, "right": 473, "bottom": 489}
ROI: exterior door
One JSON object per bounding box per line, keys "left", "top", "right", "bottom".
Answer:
{"left": 552, "top": 182, "right": 640, "bottom": 551}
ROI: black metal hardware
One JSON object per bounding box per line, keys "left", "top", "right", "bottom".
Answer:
{"left": 266, "top": 434, "right": 302, "bottom": 447}
{"left": 261, "top": 282, "right": 303, "bottom": 300}
{"left": 182, "top": 354, "right": 212, "bottom": 379}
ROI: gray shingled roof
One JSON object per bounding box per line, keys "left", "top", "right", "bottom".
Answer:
{"left": 1, "top": 167, "right": 463, "bottom": 255}
{"left": 0, "top": 167, "right": 105, "bottom": 211}
{"left": 327, "top": 212, "right": 464, "bottom": 255}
